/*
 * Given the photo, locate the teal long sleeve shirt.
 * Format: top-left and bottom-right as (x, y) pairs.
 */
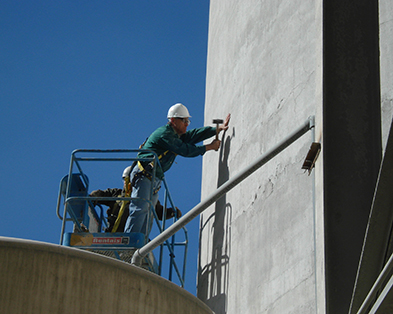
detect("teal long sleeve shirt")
(137, 124), (216, 179)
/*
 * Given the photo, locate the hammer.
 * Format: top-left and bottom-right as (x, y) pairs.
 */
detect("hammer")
(213, 119), (224, 140)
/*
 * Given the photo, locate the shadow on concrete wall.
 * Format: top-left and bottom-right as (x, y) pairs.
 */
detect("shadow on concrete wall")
(198, 130), (233, 314)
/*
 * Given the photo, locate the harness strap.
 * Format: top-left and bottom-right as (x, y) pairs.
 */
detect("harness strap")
(136, 149), (170, 180)
(111, 176), (131, 233)
(112, 149), (171, 232)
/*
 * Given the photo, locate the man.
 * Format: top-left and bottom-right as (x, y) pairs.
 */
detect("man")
(88, 165), (181, 233)
(89, 188), (181, 233)
(124, 103), (231, 237)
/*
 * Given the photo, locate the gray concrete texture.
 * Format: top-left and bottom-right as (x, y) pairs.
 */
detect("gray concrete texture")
(380, 0), (393, 147)
(347, 2), (393, 313)
(198, 0), (393, 313)
(323, 0), (382, 311)
(0, 237), (213, 314)
(199, 0), (319, 313)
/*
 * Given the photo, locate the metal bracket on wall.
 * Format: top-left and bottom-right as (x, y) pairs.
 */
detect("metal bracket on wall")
(302, 142), (321, 175)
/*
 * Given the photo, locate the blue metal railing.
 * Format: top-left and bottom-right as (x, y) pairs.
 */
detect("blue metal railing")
(56, 149), (188, 287)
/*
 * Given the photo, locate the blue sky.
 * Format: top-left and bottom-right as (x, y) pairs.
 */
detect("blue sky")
(0, 1), (210, 295)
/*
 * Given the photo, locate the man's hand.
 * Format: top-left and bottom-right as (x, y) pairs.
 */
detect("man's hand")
(206, 139), (221, 151)
(218, 113), (231, 133)
(206, 114), (230, 152)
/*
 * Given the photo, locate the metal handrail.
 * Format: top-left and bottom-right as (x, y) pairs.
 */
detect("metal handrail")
(56, 149), (188, 286)
(131, 116), (315, 266)
(355, 251), (393, 314)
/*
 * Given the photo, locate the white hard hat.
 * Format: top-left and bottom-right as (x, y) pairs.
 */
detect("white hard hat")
(167, 103), (191, 118)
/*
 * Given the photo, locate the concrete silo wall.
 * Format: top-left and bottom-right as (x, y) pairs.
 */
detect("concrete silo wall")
(380, 0), (393, 148)
(0, 237), (213, 314)
(199, 0), (393, 313)
(199, 1), (321, 313)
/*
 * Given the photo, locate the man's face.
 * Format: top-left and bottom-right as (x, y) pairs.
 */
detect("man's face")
(171, 117), (190, 135)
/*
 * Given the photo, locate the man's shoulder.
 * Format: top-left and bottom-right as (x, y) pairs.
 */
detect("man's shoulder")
(151, 124), (175, 139)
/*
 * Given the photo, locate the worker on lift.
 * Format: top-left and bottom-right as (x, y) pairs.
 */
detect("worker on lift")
(89, 165), (182, 232)
(124, 103), (231, 237)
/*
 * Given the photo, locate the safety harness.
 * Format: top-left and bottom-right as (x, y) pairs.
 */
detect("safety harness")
(111, 149), (174, 232)
(136, 150), (169, 179)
